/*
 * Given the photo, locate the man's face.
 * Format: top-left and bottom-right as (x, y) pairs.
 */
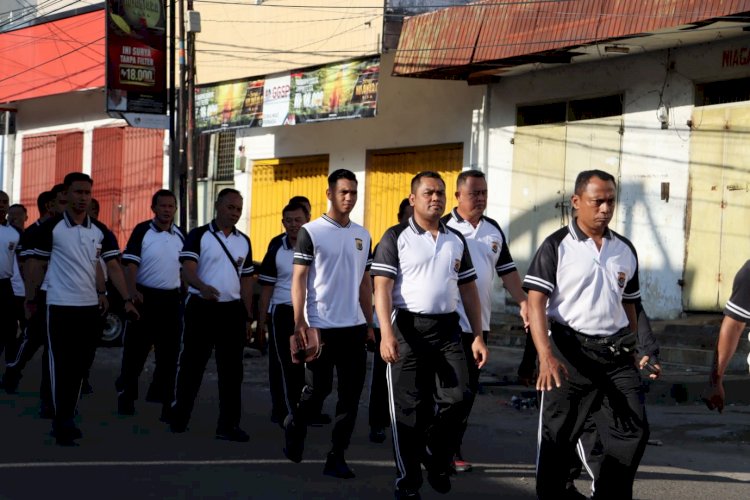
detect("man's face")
(67, 181), (92, 215)
(571, 176), (616, 233)
(327, 179), (358, 215)
(0, 192), (8, 219)
(456, 176), (488, 220)
(282, 208), (306, 240)
(152, 195), (177, 225)
(8, 206), (27, 230)
(215, 193), (243, 228)
(51, 191), (68, 216)
(410, 176), (446, 222)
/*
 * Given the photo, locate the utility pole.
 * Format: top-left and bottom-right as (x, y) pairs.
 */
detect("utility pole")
(177, 0), (187, 229)
(168, 0), (178, 220)
(186, 5), (200, 231)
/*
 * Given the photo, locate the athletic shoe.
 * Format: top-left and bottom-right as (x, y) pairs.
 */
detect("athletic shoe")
(323, 451), (355, 479)
(563, 484), (588, 499)
(394, 488), (422, 499)
(426, 469), (451, 494)
(369, 427), (387, 443)
(216, 426), (250, 442)
(452, 456), (473, 473)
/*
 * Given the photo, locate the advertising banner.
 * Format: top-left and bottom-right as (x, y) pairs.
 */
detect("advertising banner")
(105, 0), (168, 124)
(195, 56), (379, 133)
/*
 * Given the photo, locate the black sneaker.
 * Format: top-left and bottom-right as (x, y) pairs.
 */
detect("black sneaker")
(323, 451), (355, 479)
(117, 395), (135, 416)
(426, 470), (451, 494)
(309, 413), (332, 426)
(395, 489), (422, 499)
(369, 427), (387, 443)
(216, 426), (250, 442)
(283, 417), (305, 463)
(563, 483), (588, 500)
(51, 425), (82, 446)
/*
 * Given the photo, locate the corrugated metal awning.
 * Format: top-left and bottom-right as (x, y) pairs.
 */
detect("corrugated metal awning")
(0, 9), (105, 104)
(393, 0), (750, 80)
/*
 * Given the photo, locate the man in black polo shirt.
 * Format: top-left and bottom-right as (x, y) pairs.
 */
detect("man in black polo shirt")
(170, 188), (254, 442)
(373, 171), (488, 499)
(705, 260), (750, 413)
(284, 169), (374, 479)
(524, 169), (647, 500)
(24, 173), (137, 445)
(116, 189), (186, 419)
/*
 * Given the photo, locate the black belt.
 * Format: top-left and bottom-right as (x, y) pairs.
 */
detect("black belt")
(399, 309), (457, 321)
(551, 321), (635, 352)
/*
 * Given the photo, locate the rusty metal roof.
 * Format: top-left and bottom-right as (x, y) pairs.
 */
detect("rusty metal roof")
(393, 0), (750, 79)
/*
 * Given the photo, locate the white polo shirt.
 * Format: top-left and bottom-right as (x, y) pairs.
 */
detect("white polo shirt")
(293, 214), (371, 329)
(28, 211), (120, 307)
(443, 208), (517, 332)
(259, 233), (294, 307)
(122, 220), (186, 290)
(180, 220), (254, 302)
(523, 219), (640, 336)
(0, 222), (20, 280)
(372, 217), (477, 315)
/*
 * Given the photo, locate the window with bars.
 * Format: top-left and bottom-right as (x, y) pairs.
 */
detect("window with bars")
(215, 130), (236, 181)
(695, 77), (750, 106)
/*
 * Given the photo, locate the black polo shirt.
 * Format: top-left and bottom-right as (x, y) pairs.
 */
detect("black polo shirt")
(523, 218), (640, 336)
(372, 216), (476, 315)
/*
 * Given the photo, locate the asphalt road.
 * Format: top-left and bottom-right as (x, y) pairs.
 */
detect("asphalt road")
(0, 346), (747, 499)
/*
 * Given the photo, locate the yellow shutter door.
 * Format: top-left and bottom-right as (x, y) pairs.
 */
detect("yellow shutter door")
(365, 144), (462, 245)
(249, 155), (329, 261)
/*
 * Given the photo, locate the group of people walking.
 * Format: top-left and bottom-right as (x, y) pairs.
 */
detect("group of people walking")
(0, 166), (682, 500)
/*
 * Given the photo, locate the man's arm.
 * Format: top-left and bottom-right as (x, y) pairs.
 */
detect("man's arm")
(527, 290), (569, 391)
(705, 315), (746, 413)
(123, 262), (143, 304)
(182, 260), (220, 300)
(374, 276), (398, 364)
(240, 275), (254, 343)
(359, 271), (375, 343)
(501, 270), (529, 327)
(623, 302), (638, 334)
(106, 259), (139, 319)
(23, 257), (45, 319)
(458, 280), (489, 369)
(291, 264), (311, 344)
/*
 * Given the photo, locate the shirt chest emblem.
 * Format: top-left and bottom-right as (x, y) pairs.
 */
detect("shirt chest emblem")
(355, 238), (363, 251)
(453, 258), (461, 272)
(8, 241), (15, 251)
(617, 271), (626, 288)
(491, 241), (499, 254)
(236, 256), (244, 268)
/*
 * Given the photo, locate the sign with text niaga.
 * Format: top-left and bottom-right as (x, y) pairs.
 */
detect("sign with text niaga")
(105, 0), (168, 127)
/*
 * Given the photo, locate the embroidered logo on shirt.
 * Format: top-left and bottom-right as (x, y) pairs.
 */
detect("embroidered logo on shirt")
(454, 259), (461, 272)
(355, 238), (363, 251)
(617, 271), (626, 288)
(236, 256), (245, 268)
(8, 241), (15, 251)
(491, 241), (499, 254)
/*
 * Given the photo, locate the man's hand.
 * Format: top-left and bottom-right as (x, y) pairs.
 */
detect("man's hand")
(519, 300), (530, 329)
(704, 372), (726, 413)
(132, 290), (144, 305)
(366, 326), (375, 344)
(124, 301), (140, 321)
(199, 284), (220, 301)
(638, 355), (661, 380)
(98, 294), (109, 315)
(536, 353), (569, 391)
(472, 335), (489, 369)
(380, 331), (400, 364)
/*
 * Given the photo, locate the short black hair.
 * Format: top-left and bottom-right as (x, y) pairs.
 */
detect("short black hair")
(574, 169), (616, 196)
(397, 198), (411, 220)
(152, 189), (177, 207)
(456, 169), (485, 189)
(63, 172), (93, 189)
(410, 171), (444, 194)
(89, 198), (100, 209)
(327, 169), (357, 189)
(282, 202), (310, 219)
(289, 195), (311, 207)
(36, 191), (53, 214)
(9, 203), (26, 213)
(216, 188), (241, 203)
(50, 183), (66, 197)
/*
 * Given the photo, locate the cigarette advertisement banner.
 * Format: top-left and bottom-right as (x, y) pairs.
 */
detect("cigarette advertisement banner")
(195, 56), (379, 133)
(105, 0), (167, 119)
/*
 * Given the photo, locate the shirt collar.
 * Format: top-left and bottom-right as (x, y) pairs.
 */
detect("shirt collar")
(569, 217), (612, 241)
(63, 210), (91, 228)
(321, 213), (351, 229)
(210, 219), (237, 236)
(282, 234), (292, 250)
(409, 216), (447, 235)
(150, 219), (176, 234)
(450, 207), (484, 225)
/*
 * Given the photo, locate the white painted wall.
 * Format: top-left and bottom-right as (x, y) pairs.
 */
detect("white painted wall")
(488, 36), (750, 319)
(235, 52), (486, 232)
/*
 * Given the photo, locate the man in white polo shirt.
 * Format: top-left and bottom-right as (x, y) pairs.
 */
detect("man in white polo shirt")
(524, 169), (647, 500)
(284, 169), (374, 479)
(705, 260), (750, 413)
(0, 190), (21, 366)
(24, 172), (137, 446)
(373, 171), (488, 499)
(442, 169), (528, 473)
(170, 188), (254, 442)
(116, 189), (186, 419)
